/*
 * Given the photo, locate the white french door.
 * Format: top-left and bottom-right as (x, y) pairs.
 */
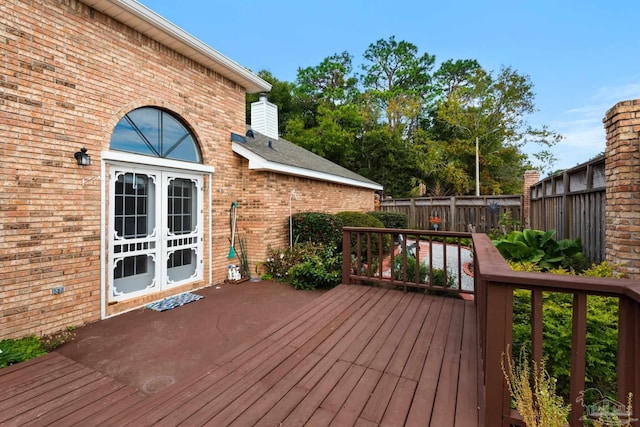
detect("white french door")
(108, 166), (203, 302)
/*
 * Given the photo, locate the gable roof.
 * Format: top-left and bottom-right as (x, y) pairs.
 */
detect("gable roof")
(232, 127), (383, 191)
(82, 0), (270, 93)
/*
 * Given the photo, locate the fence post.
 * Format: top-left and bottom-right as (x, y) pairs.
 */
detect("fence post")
(449, 196), (456, 231)
(562, 170), (570, 240)
(409, 198), (416, 229)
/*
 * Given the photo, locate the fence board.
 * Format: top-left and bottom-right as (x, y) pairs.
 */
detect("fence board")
(379, 196), (522, 234)
(530, 156), (605, 263)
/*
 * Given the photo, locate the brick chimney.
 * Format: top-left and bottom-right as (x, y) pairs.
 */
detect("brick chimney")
(251, 94), (278, 140)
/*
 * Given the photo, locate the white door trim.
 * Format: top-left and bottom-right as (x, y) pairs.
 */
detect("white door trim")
(100, 152), (213, 319)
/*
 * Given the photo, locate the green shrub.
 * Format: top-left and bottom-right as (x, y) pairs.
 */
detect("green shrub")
(393, 255), (428, 282)
(367, 211), (408, 229)
(261, 243), (319, 280)
(261, 243), (342, 290)
(336, 211), (391, 256)
(510, 261), (621, 399)
(427, 267), (456, 289)
(0, 335), (47, 368)
(288, 245), (342, 290)
(292, 212), (343, 249)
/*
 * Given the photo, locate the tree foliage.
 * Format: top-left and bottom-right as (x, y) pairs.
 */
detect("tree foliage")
(246, 36), (561, 197)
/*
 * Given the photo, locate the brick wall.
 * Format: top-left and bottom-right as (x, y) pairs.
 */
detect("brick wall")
(0, 0), (376, 338)
(235, 164), (376, 273)
(603, 99), (640, 279)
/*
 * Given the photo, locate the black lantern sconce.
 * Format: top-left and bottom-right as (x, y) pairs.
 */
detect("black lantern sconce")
(74, 147), (91, 166)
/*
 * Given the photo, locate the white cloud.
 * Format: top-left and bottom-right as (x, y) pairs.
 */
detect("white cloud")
(540, 82), (640, 171)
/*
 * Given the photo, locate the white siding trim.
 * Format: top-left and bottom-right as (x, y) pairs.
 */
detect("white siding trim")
(101, 151), (215, 173)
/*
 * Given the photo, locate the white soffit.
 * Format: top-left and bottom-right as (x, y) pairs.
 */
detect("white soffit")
(82, 0), (271, 94)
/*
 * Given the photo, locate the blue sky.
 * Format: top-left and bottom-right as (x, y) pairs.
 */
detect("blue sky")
(139, 0), (640, 173)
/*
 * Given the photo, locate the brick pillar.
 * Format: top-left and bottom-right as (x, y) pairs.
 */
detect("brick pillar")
(522, 170), (540, 229)
(603, 99), (640, 279)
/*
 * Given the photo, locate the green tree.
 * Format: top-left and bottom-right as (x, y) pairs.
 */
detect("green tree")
(295, 51), (359, 107)
(436, 66), (561, 195)
(361, 36), (436, 135)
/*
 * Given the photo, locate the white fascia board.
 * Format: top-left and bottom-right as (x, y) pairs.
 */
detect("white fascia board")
(232, 143), (383, 191)
(85, 0), (271, 93)
(102, 150), (215, 173)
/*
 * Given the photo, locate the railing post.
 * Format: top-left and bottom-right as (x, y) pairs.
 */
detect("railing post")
(342, 229), (351, 285)
(483, 280), (512, 427)
(617, 294), (640, 406)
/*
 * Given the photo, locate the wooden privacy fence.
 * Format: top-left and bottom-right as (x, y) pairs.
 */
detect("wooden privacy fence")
(530, 155), (605, 263)
(378, 196), (522, 233)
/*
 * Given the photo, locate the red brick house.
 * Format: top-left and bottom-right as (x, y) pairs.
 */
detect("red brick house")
(1, 0), (381, 338)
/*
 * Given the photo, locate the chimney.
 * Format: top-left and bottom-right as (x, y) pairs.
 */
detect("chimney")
(251, 94), (279, 140)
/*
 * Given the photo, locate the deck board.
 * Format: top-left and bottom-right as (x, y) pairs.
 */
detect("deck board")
(0, 284), (479, 426)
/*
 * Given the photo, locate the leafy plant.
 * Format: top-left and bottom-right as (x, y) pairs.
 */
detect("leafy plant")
(261, 243), (319, 280)
(0, 335), (47, 368)
(501, 345), (570, 427)
(287, 245), (342, 290)
(488, 210), (522, 239)
(292, 212), (343, 249)
(493, 229), (584, 271)
(393, 255), (428, 283)
(237, 236), (250, 278)
(427, 267), (456, 289)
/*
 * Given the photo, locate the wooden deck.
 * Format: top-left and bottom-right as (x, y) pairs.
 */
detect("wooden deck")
(1, 285), (479, 426)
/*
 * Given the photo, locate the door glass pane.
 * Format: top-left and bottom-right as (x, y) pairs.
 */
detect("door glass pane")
(113, 255), (156, 295)
(167, 249), (197, 283)
(114, 173), (155, 239)
(167, 178), (196, 236)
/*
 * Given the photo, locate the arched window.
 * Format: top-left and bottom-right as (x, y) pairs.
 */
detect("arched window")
(110, 107), (202, 163)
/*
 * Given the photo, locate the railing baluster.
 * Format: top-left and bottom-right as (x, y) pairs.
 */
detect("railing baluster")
(531, 289), (543, 367)
(569, 293), (587, 427)
(366, 232), (372, 278)
(377, 233), (383, 280)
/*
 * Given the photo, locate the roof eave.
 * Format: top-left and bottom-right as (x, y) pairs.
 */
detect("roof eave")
(232, 143), (383, 191)
(82, 0), (271, 93)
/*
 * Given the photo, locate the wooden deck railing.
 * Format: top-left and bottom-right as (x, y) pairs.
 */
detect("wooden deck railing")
(341, 227), (474, 297)
(341, 228), (640, 426)
(472, 233), (640, 427)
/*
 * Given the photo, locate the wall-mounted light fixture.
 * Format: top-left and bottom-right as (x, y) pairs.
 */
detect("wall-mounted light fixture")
(74, 147), (91, 166)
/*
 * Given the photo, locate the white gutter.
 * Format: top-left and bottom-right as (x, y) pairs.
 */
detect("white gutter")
(232, 143), (383, 191)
